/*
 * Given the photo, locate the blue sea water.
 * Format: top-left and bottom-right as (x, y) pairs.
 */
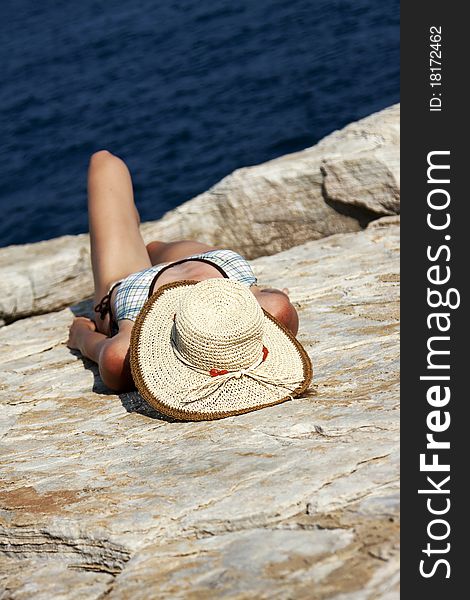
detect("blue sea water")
(0, 0), (399, 248)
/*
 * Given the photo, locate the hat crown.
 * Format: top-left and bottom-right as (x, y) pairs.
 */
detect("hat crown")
(173, 279), (264, 371)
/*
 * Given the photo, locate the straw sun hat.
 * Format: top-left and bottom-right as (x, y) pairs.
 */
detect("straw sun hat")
(130, 278), (313, 421)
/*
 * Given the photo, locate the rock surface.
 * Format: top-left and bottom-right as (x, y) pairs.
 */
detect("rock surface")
(0, 104), (399, 323)
(0, 222), (399, 599)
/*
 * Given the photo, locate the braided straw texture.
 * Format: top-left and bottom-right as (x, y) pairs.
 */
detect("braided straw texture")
(130, 279), (313, 421)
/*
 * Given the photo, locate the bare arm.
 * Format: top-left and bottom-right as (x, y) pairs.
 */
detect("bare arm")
(67, 317), (134, 391)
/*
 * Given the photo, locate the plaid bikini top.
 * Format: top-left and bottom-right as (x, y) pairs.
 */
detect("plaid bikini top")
(113, 249), (257, 323)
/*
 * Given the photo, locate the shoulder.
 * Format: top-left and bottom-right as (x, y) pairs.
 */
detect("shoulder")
(250, 287), (299, 336)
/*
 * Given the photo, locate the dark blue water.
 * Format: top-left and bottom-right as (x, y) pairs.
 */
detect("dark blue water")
(0, 0), (399, 248)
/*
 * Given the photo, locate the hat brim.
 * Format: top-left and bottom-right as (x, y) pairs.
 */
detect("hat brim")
(130, 280), (313, 421)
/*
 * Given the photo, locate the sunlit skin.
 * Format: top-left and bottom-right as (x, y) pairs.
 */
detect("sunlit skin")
(67, 151), (300, 392)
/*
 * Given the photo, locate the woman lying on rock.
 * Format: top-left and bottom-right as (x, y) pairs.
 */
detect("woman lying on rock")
(67, 151), (312, 420)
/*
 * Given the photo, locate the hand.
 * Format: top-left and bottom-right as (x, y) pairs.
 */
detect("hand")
(67, 317), (97, 351)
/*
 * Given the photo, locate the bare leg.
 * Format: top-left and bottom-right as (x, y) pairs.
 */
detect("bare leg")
(88, 150), (151, 333)
(146, 240), (218, 266)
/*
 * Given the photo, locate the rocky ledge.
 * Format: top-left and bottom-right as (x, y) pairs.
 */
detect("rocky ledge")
(0, 106), (399, 599)
(0, 104), (399, 324)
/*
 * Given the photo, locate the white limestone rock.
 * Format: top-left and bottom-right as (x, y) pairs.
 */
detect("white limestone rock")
(0, 225), (399, 598)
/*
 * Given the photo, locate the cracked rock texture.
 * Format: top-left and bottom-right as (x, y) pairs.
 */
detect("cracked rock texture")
(0, 219), (399, 598)
(0, 104), (399, 323)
